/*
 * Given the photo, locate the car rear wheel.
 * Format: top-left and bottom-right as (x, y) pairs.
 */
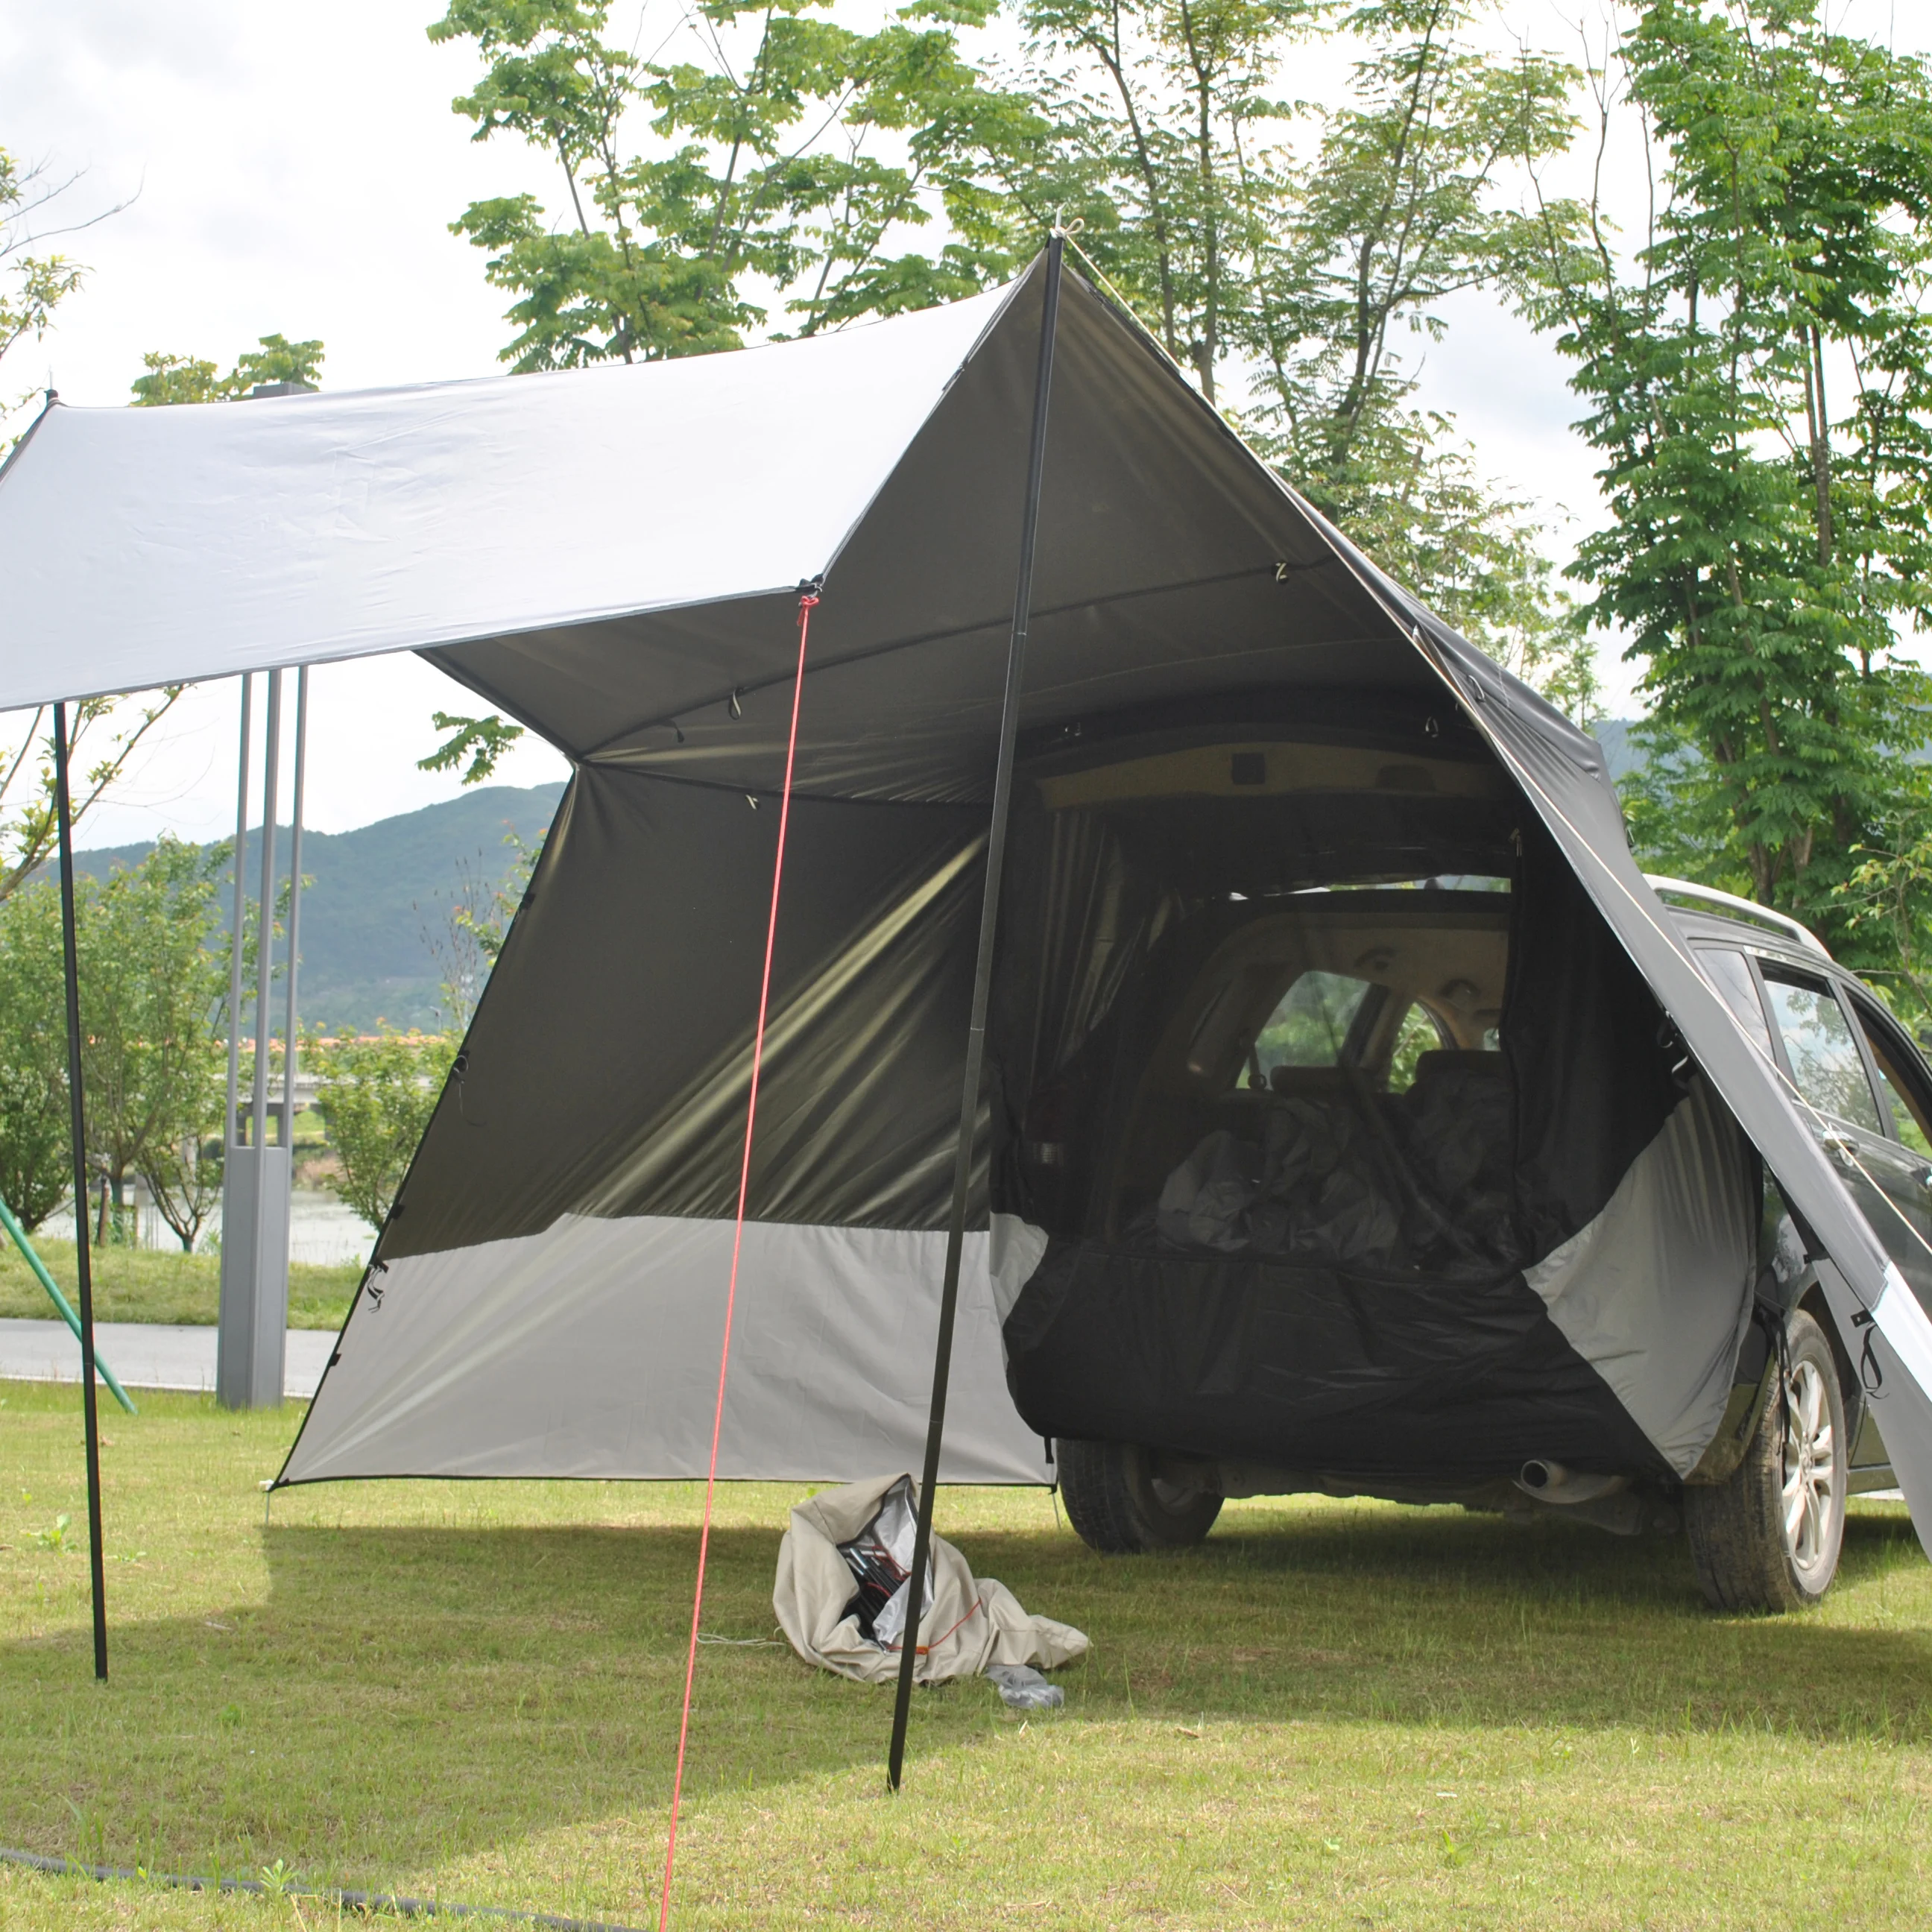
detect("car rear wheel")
(1057, 1439), (1223, 1553)
(1685, 1310), (1846, 1611)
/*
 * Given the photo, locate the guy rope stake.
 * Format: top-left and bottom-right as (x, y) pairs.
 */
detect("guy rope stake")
(657, 579), (821, 1931)
(887, 233), (1065, 1793)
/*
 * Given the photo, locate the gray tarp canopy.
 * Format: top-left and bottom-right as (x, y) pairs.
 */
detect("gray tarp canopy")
(6, 254), (1932, 1547)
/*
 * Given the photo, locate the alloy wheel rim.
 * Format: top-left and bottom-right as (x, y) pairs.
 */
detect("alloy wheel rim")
(1781, 1356), (1838, 1579)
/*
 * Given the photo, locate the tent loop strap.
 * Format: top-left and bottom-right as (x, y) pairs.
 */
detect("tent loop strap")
(1852, 1308), (1887, 1398)
(657, 581), (819, 1932)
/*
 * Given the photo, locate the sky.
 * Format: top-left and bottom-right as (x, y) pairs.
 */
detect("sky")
(2, 0), (1925, 848)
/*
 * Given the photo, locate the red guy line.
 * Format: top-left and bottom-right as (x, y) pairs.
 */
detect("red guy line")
(658, 586), (818, 1931)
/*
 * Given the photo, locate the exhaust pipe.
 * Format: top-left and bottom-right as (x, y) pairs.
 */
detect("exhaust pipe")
(1516, 1459), (1626, 1506)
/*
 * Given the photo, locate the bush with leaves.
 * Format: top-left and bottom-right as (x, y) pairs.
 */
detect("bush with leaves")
(0, 840), (230, 1243)
(0, 878), (69, 1229)
(311, 1029), (456, 1234)
(79, 838), (230, 1248)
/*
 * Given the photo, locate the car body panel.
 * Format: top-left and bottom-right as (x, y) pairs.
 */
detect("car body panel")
(1667, 902), (1932, 1494)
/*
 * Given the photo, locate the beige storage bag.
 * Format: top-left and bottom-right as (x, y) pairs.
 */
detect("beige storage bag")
(774, 1474), (1088, 1685)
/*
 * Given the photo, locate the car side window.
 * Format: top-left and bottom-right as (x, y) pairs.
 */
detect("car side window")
(1760, 970), (1884, 1134)
(1855, 1008), (1932, 1160)
(1698, 946), (1774, 1058)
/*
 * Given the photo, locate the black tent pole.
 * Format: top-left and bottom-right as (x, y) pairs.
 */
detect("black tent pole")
(888, 233), (1064, 1792)
(53, 702), (109, 1682)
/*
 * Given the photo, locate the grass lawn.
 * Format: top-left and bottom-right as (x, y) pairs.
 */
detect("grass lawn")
(0, 1240), (360, 1331)
(3, 1380), (1931, 1930)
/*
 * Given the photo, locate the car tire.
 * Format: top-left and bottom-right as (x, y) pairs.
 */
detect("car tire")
(1685, 1310), (1846, 1611)
(1057, 1439), (1223, 1553)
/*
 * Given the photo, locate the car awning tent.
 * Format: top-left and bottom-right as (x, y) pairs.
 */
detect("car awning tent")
(7, 253), (1932, 1556)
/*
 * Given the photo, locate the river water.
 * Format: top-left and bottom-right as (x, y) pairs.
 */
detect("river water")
(38, 1188), (373, 1268)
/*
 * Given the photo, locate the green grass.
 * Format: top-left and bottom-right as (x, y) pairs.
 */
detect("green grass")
(2, 1379), (1931, 1929)
(0, 1240), (359, 1331)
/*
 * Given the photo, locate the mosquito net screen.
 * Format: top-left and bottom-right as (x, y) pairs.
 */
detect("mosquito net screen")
(989, 698), (1747, 1485)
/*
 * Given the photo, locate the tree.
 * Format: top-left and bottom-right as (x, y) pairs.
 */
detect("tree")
(0, 699), (188, 906)
(428, 0), (1034, 370)
(1518, 0), (1932, 945)
(989, 0), (1598, 713)
(1, 149), (83, 386)
(1833, 792), (1932, 1026)
(419, 710), (525, 788)
(420, 824), (546, 1032)
(77, 839), (230, 1248)
(1, 142), (130, 401)
(0, 842), (230, 1245)
(130, 334), (325, 405)
(312, 1029), (457, 1232)
(0, 878), (69, 1229)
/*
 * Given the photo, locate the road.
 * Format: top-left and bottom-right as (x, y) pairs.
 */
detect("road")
(0, 1320), (333, 1399)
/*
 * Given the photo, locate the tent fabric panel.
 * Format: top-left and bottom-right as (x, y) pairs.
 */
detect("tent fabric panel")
(1857, 1263), (1932, 1536)
(564, 590), (1427, 802)
(1000, 1240), (1667, 1480)
(1524, 1080), (1756, 1475)
(280, 1213), (1051, 1486)
(0, 285), (1014, 712)
(429, 267), (1423, 792)
(1504, 811), (1685, 1259)
(384, 765), (991, 1261)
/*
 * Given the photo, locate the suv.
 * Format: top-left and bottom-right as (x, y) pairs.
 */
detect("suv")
(1052, 876), (1925, 1612)
(1644, 877), (1923, 1608)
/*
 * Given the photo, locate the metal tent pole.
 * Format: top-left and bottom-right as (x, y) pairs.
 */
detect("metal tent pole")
(0, 1194), (135, 1413)
(52, 702), (109, 1681)
(224, 677), (252, 1151)
(250, 669), (281, 1162)
(887, 235), (1064, 1791)
(280, 667), (307, 1149)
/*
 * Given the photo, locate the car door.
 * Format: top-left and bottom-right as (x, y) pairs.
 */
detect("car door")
(1843, 991), (1932, 1310)
(1758, 965), (1931, 1303)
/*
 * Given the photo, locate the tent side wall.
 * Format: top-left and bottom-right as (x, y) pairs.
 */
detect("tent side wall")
(280, 762), (1055, 1486)
(383, 765), (994, 1262)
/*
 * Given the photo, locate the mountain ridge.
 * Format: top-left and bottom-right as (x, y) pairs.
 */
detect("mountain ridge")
(69, 781), (566, 1032)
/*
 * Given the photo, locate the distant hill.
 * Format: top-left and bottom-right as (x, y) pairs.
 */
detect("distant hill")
(69, 783), (566, 1033)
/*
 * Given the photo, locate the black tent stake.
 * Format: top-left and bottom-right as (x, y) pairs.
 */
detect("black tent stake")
(887, 236), (1064, 1790)
(54, 704), (109, 1682)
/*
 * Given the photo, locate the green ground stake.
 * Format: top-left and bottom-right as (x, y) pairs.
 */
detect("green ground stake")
(0, 1194), (136, 1414)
